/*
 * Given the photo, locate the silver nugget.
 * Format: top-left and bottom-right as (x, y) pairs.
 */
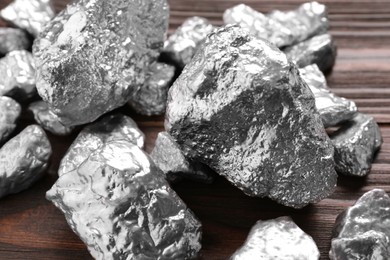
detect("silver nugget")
(0, 28), (31, 55)
(0, 96), (21, 144)
(0, 50), (36, 101)
(33, 0), (169, 126)
(28, 100), (75, 136)
(0, 0), (55, 37)
(299, 64), (357, 127)
(330, 113), (382, 177)
(163, 16), (214, 68)
(285, 34), (337, 72)
(47, 123), (202, 259)
(165, 25), (337, 208)
(0, 125), (52, 198)
(330, 189), (390, 259)
(224, 2), (328, 48)
(59, 114), (144, 177)
(129, 62), (175, 116)
(151, 131), (213, 183)
(231, 217), (320, 260)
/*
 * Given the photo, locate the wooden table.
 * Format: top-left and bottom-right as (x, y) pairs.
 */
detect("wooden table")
(1, 0), (390, 259)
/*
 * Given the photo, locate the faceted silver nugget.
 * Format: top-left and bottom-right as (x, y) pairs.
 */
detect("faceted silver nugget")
(165, 25), (337, 208)
(28, 100), (75, 136)
(58, 114), (144, 177)
(330, 113), (382, 177)
(223, 2), (328, 48)
(0, 125), (52, 198)
(285, 34), (337, 72)
(0, 96), (21, 144)
(33, 0), (169, 126)
(299, 64), (357, 127)
(129, 62), (175, 116)
(151, 131), (214, 183)
(47, 120), (202, 259)
(330, 189), (390, 259)
(0, 0), (55, 37)
(0, 28), (31, 55)
(163, 16), (214, 68)
(0, 50), (36, 100)
(231, 217), (320, 260)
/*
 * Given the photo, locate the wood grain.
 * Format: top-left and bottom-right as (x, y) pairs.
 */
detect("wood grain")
(0, 0), (390, 259)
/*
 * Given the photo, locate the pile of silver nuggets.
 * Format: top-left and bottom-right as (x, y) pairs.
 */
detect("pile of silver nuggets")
(0, 0), (385, 259)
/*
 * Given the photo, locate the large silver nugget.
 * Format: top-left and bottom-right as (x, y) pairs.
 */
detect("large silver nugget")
(28, 100), (75, 136)
(129, 62), (175, 116)
(0, 28), (31, 55)
(330, 189), (390, 259)
(0, 96), (21, 144)
(285, 34), (337, 72)
(59, 114), (144, 177)
(33, 0), (169, 126)
(330, 113), (382, 177)
(0, 0), (55, 37)
(0, 125), (52, 198)
(268, 1), (328, 45)
(231, 216), (320, 260)
(165, 25), (337, 208)
(47, 136), (202, 259)
(0, 50), (36, 100)
(223, 2), (328, 48)
(163, 16), (214, 68)
(299, 64), (357, 127)
(151, 131), (214, 183)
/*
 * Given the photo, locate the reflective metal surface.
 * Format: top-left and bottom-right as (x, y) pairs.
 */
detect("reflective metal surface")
(33, 0), (169, 126)
(0, 96), (21, 144)
(330, 113), (382, 176)
(129, 62), (175, 116)
(0, 125), (51, 198)
(0, 28), (31, 55)
(231, 217), (320, 260)
(299, 64), (357, 127)
(28, 100), (75, 136)
(163, 16), (214, 68)
(330, 189), (390, 259)
(0, 0), (55, 37)
(47, 121), (202, 259)
(165, 25), (336, 208)
(0, 50), (36, 101)
(59, 114), (144, 177)
(224, 2), (328, 48)
(285, 34), (337, 72)
(151, 131), (214, 183)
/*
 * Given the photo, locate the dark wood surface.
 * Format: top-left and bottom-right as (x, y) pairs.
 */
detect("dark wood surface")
(1, 0), (390, 259)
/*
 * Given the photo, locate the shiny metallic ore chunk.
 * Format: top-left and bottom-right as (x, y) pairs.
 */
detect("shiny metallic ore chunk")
(151, 131), (214, 183)
(47, 130), (202, 259)
(0, 125), (52, 198)
(165, 25), (337, 208)
(330, 113), (382, 177)
(0, 28), (31, 55)
(0, 50), (36, 100)
(223, 2), (328, 48)
(129, 62), (175, 116)
(33, 0), (169, 126)
(231, 217), (320, 260)
(0, 0), (55, 37)
(299, 64), (357, 127)
(330, 189), (390, 259)
(58, 114), (144, 177)
(0, 96), (21, 144)
(28, 100), (75, 136)
(163, 16), (214, 68)
(285, 34), (337, 73)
